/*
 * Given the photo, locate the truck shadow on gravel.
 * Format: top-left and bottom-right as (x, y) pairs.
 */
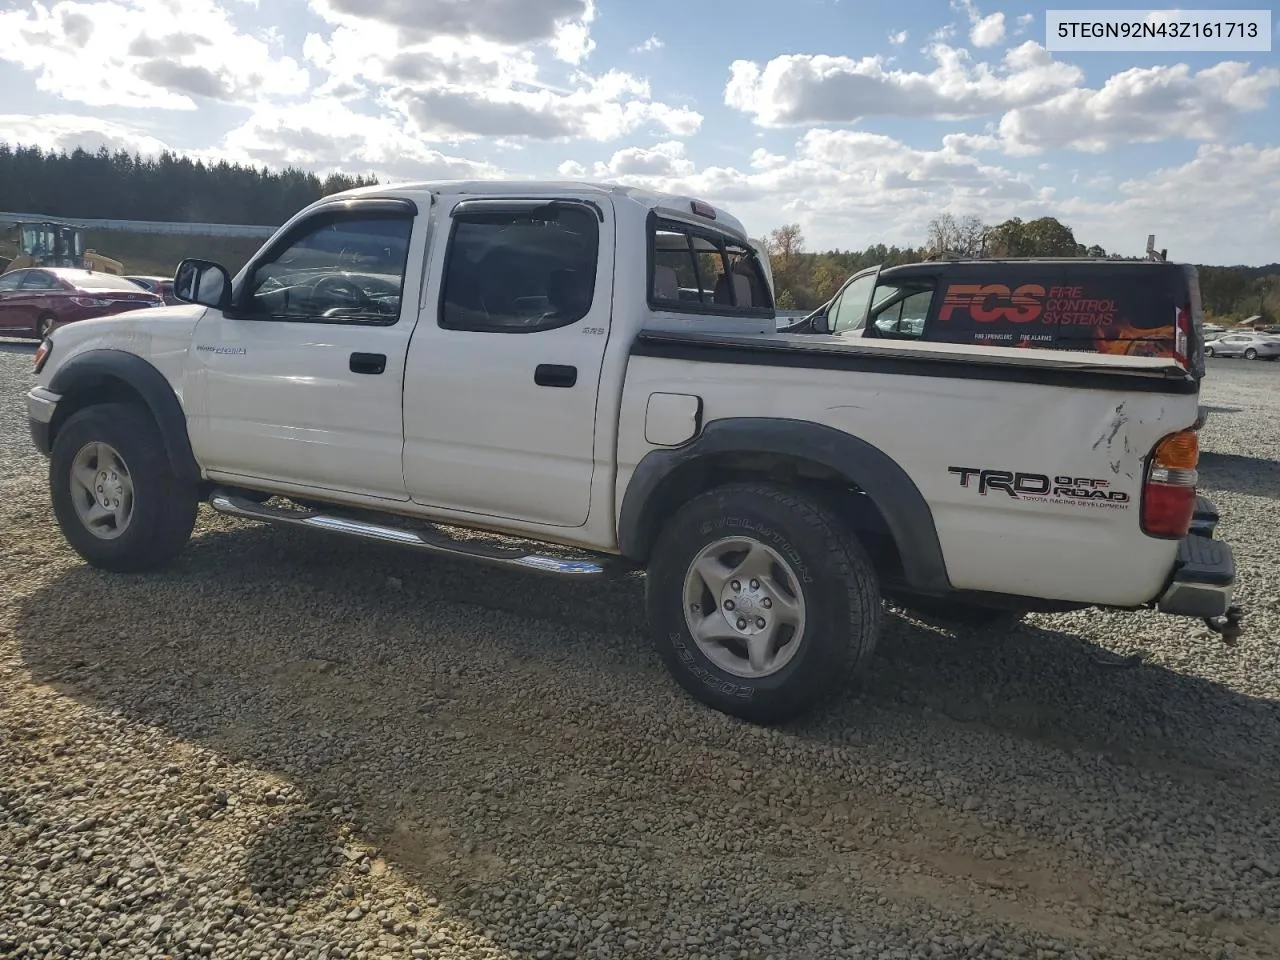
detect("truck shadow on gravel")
(1198, 451), (1280, 500)
(13, 519), (1280, 954)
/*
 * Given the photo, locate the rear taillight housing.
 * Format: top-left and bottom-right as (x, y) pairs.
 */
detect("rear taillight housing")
(1172, 305), (1191, 369)
(1141, 428), (1198, 538)
(70, 296), (110, 308)
(33, 338), (51, 374)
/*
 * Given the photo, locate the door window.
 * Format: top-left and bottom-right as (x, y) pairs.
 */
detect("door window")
(440, 203), (600, 333)
(240, 214), (414, 325)
(19, 271), (59, 290)
(828, 272), (878, 334)
(870, 287), (933, 339)
(0, 272), (22, 292)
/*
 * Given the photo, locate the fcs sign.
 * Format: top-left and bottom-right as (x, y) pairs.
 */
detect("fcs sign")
(939, 283), (1046, 324)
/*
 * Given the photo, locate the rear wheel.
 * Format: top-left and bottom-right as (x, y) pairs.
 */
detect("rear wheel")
(1204, 345), (1215, 357)
(646, 482), (882, 724)
(50, 403), (198, 572)
(36, 314), (54, 339)
(1245, 348), (1258, 360)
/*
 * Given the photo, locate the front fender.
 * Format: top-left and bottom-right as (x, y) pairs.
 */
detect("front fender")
(47, 349), (200, 485)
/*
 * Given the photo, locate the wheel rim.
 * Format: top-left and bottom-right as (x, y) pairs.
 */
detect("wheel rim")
(69, 441), (135, 540)
(37, 317), (51, 337)
(1246, 349), (1257, 359)
(682, 536), (808, 679)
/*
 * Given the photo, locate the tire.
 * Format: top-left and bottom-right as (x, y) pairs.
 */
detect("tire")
(1245, 348), (1258, 360)
(36, 314), (54, 339)
(1204, 346), (1214, 357)
(646, 482), (882, 724)
(49, 402), (198, 573)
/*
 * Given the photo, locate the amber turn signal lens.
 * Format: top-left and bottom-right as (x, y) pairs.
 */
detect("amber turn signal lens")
(33, 339), (51, 374)
(1153, 430), (1198, 470)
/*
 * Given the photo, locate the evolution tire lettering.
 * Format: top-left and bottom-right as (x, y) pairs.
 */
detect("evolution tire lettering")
(948, 466), (1130, 507)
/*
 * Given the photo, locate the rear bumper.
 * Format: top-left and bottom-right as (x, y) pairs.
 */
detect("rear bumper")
(26, 386), (59, 456)
(1155, 496), (1236, 621)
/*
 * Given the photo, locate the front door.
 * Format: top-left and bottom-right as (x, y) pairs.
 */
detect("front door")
(401, 197), (613, 528)
(186, 199), (425, 501)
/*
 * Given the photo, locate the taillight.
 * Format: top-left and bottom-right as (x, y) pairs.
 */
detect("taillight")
(1141, 428), (1199, 538)
(33, 338), (51, 374)
(1173, 305), (1191, 369)
(70, 296), (109, 307)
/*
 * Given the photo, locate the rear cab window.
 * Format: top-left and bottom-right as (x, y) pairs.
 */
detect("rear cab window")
(648, 214), (774, 319)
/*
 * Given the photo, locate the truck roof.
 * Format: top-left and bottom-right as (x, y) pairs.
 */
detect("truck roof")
(322, 179), (754, 243)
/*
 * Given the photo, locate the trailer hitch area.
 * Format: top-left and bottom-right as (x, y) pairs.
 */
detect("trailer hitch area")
(1203, 603), (1244, 646)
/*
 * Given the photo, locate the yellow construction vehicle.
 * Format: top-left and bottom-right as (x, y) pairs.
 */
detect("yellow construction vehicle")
(0, 217), (124, 275)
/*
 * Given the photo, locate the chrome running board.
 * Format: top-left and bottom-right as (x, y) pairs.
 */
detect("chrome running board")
(208, 490), (615, 578)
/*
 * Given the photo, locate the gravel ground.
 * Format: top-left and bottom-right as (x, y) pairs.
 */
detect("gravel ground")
(2, 339), (1278, 960)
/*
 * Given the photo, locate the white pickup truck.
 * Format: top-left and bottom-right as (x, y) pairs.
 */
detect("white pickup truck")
(25, 180), (1243, 724)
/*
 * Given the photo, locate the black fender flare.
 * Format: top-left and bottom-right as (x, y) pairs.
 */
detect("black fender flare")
(617, 417), (952, 594)
(48, 349), (201, 485)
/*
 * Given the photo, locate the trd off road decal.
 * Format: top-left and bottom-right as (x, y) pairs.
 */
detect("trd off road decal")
(934, 281), (1176, 358)
(948, 466), (1131, 511)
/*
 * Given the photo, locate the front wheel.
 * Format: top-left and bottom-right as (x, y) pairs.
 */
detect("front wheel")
(1245, 348), (1258, 360)
(1204, 346), (1215, 357)
(50, 403), (198, 572)
(646, 482), (882, 724)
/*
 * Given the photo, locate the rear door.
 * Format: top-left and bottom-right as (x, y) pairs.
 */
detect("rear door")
(401, 196), (614, 527)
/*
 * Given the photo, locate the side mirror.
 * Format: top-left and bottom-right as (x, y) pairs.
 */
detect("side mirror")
(174, 258), (232, 310)
(811, 304), (832, 335)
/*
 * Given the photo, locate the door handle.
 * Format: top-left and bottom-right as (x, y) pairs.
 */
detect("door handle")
(535, 364), (577, 388)
(350, 352), (386, 375)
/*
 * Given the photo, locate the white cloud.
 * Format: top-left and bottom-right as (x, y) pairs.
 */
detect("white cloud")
(563, 128), (1045, 249)
(996, 60), (1280, 154)
(583, 140), (695, 178)
(309, 0), (589, 47)
(1015, 13), (1034, 33)
(633, 34), (664, 53)
(953, 0), (1006, 48)
(218, 99), (503, 180)
(1057, 144), (1280, 262)
(302, 4), (699, 143)
(390, 69), (702, 142)
(549, 0), (596, 64)
(0, 0), (310, 109)
(888, 30), (908, 46)
(724, 42), (1082, 125)
(969, 12), (1006, 48)
(0, 113), (173, 156)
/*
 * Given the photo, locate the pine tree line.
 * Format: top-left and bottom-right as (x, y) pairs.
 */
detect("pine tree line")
(0, 143), (378, 226)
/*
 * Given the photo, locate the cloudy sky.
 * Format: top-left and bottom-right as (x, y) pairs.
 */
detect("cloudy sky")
(0, 0), (1277, 264)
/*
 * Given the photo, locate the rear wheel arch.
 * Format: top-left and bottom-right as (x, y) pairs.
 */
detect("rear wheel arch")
(47, 350), (200, 486)
(618, 418), (952, 594)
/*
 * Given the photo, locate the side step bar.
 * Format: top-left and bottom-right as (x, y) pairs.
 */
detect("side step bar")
(208, 490), (619, 579)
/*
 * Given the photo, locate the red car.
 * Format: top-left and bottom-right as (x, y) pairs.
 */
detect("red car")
(125, 274), (180, 305)
(0, 267), (164, 340)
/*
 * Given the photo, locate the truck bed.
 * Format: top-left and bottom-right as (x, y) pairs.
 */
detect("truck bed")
(632, 328), (1198, 393)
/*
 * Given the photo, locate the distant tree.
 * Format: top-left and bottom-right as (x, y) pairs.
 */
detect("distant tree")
(987, 216), (1079, 257)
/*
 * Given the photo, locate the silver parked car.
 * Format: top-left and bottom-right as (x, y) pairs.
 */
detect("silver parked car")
(1204, 332), (1280, 360)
